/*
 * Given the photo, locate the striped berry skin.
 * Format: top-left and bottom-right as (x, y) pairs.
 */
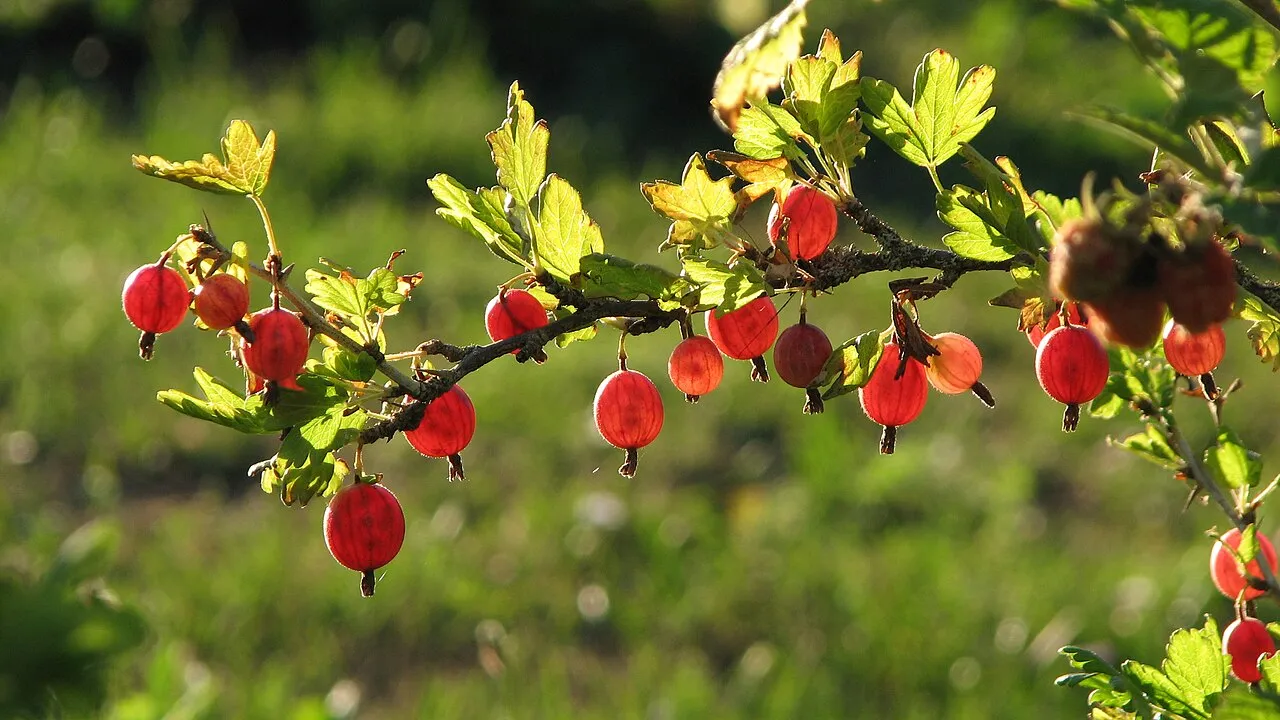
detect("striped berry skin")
(594, 370), (664, 478)
(773, 321), (833, 389)
(485, 289), (549, 349)
(705, 296), (780, 361)
(1026, 303), (1086, 348)
(122, 263), (190, 333)
(1210, 527), (1278, 601)
(404, 385), (476, 481)
(1223, 617), (1276, 684)
(925, 332), (983, 395)
(324, 482), (406, 597)
(767, 184), (838, 260)
(242, 308), (310, 382)
(193, 274), (250, 330)
(1035, 325), (1109, 432)
(1162, 320), (1226, 377)
(667, 336), (724, 402)
(859, 344), (928, 454)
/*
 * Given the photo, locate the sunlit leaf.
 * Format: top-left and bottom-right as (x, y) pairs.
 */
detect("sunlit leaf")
(641, 154), (738, 251)
(822, 330), (886, 400)
(711, 0), (809, 133)
(486, 81), (550, 210)
(132, 119), (275, 196)
(535, 174), (604, 282)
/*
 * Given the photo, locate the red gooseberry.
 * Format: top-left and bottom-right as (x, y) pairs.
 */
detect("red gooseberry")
(1035, 325), (1109, 432)
(925, 332), (983, 395)
(485, 288), (550, 362)
(773, 320), (833, 389)
(1162, 320), (1226, 377)
(594, 369), (664, 478)
(1083, 286), (1166, 349)
(404, 385), (476, 481)
(667, 335), (724, 402)
(766, 184), (839, 261)
(323, 481), (406, 597)
(1159, 240), (1236, 334)
(705, 296), (779, 382)
(1223, 617), (1277, 684)
(193, 273), (250, 331)
(1210, 527), (1278, 602)
(859, 343), (928, 454)
(1026, 302), (1086, 348)
(122, 260), (191, 359)
(242, 307), (310, 384)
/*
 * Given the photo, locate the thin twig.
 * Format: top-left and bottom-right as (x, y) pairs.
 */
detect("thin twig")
(1238, 0), (1280, 34)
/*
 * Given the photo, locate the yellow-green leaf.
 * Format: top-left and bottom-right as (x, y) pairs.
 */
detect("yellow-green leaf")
(535, 174), (604, 282)
(132, 119), (276, 196)
(641, 154), (738, 251)
(711, 0), (809, 133)
(486, 81), (550, 211)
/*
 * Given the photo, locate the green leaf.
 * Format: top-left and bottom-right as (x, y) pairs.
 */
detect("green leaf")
(782, 55), (836, 136)
(131, 119), (275, 196)
(1204, 427), (1263, 489)
(486, 81), (549, 211)
(427, 174), (530, 268)
(261, 449), (350, 508)
(579, 253), (693, 304)
(681, 258), (768, 313)
(1032, 190), (1084, 243)
(710, 0), (809, 133)
(534, 174), (604, 282)
(309, 346), (377, 384)
(734, 102), (809, 161)
(937, 185), (1019, 261)
(1120, 618), (1226, 720)
(157, 368), (269, 434)
(1110, 425), (1181, 470)
(1239, 524), (1260, 566)
(861, 49), (996, 170)
(821, 330), (886, 400)
(641, 154), (739, 251)
(553, 319), (598, 348)
(303, 266), (405, 343)
(1215, 681), (1280, 719)
(1241, 294), (1280, 370)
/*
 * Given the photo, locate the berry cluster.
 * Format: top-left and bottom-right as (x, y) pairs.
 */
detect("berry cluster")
(1211, 528), (1279, 683)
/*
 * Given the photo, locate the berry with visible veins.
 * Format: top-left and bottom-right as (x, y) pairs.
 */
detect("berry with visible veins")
(773, 320), (833, 389)
(1026, 303), (1087, 348)
(324, 481), (406, 597)
(925, 332), (985, 396)
(1210, 527), (1278, 601)
(242, 307), (310, 383)
(485, 288), (550, 362)
(705, 296), (780, 382)
(767, 184), (839, 261)
(193, 273), (250, 331)
(667, 335), (724, 402)
(859, 344), (928, 454)
(1035, 325), (1109, 432)
(122, 260), (191, 359)
(1223, 617), (1276, 684)
(404, 385), (476, 481)
(1163, 320), (1226, 377)
(594, 369), (664, 478)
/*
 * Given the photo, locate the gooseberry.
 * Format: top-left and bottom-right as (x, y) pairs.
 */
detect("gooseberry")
(1083, 287), (1166, 349)
(705, 296), (779, 382)
(404, 385), (476, 481)
(323, 481), (406, 597)
(1162, 320), (1226, 377)
(193, 273), (250, 331)
(1035, 325), (1109, 432)
(485, 288), (550, 362)
(122, 259), (191, 360)
(1223, 617), (1276, 684)
(859, 343), (928, 454)
(1159, 240), (1236, 334)
(1026, 303), (1086, 348)
(925, 332), (983, 395)
(242, 307), (310, 383)
(1210, 527), (1278, 601)
(594, 369), (664, 478)
(667, 335), (724, 402)
(773, 319), (833, 389)
(766, 184), (838, 261)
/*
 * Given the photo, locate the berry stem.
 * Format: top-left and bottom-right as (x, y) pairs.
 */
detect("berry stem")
(619, 448), (639, 478)
(1200, 372), (1219, 401)
(750, 356), (769, 383)
(880, 425), (897, 455)
(970, 381), (996, 408)
(684, 393), (699, 404)
(803, 387), (824, 415)
(447, 453), (465, 482)
(360, 569), (376, 597)
(1062, 403), (1080, 432)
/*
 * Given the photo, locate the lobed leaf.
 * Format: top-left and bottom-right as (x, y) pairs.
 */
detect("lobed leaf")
(486, 81), (549, 210)
(535, 174), (604, 282)
(1203, 427), (1263, 489)
(710, 0), (809, 133)
(1109, 425), (1181, 470)
(641, 154), (738, 251)
(579, 253), (693, 304)
(1241, 295), (1280, 370)
(681, 257), (768, 313)
(428, 174), (530, 268)
(131, 119), (275, 196)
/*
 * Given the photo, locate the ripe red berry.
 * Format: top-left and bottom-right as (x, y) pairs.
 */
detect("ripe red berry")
(767, 184), (839, 260)
(1048, 217), (1136, 303)
(667, 335), (724, 402)
(925, 332), (983, 395)
(1159, 240), (1236, 334)
(122, 261), (191, 359)
(404, 385), (476, 481)
(705, 296), (780, 382)
(193, 273), (250, 330)
(1035, 325), (1109, 432)
(1026, 303), (1086, 348)
(1083, 287), (1166, 349)
(1223, 617), (1277, 684)
(859, 344), (928, 454)
(773, 320), (833, 389)
(242, 307), (310, 383)
(594, 369), (664, 478)
(485, 288), (549, 361)
(1210, 527), (1278, 601)
(323, 482), (406, 597)
(1163, 320), (1226, 377)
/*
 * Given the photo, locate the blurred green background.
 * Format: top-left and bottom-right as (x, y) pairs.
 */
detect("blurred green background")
(3, 0), (1279, 717)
